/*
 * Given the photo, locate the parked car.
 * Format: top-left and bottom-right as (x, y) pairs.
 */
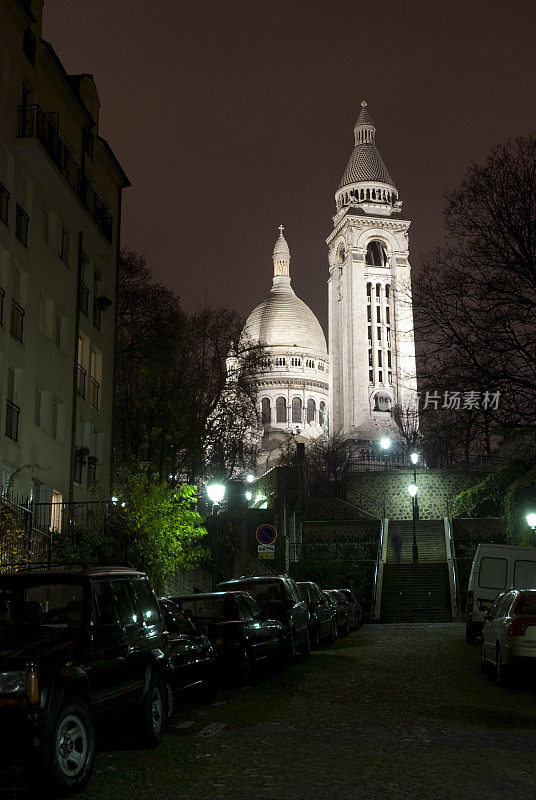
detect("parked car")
(167, 591), (283, 682)
(339, 588), (364, 630)
(324, 589), (350, 636)
(158, 598), (217, 702)
(481, 588), (536, 686)
(216, 575), (310, 661)
(466, 543), (536, 644)
(0, 565), (170, 798)
(297, 581), (336, 647)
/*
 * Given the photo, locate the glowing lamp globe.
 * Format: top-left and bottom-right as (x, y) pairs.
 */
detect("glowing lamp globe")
(410, 453), (419, 465)
(380, 437), (391, 451)
(408, 484), (418, 498)
(526, 513), (536, 529)
(207, 483), (225, 505)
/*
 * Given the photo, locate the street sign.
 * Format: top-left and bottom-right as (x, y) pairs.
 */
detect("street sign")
(258, 544), (275, 553)
(258, 550), (275, 559)
(255, 524), (277, 545)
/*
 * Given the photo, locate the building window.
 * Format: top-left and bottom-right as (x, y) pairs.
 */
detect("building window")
(386, 307), (390, 324)
(5, 399), (20, 440)
(366, 240), (388, 267)
(306, 398), (316, 424)
(368, 349), (373, 367)
(15, 204), (28, 246)
(60, 225), (70, 265)
(367, 326), (372, 342)
(369, 369), (374, 383)
(0, 181), (9, 226)
(77, 364), (86, 398)
(291, 397), (302, 424)
(274, 357), (286, 367)
(377, 326), (381, 341)
(385, 284), (390, 299)
(376, 283), (381, 300)
(378, 351), (382, 368)
(291, 357), (301, 367)
(388, 371), (393, 384)
(366, 282), (372, 301)
(276, 396), (286, 423)
(319, 401), (327, 427)
(376, 306), (381, 323)
(89, 377), (100, 411)
(387, 350), (392, 368)
(306, 359), (315, 369)
(367, 306), (371, 322)
(87, 456), (97, 486)
(318, 361), (325, 371)
(73, 448), (85, 484)
(10, 300), (24, 342)
(78, 281), (89, 315)
(34, 386), (43, 428)
(261, 397), (271, 424)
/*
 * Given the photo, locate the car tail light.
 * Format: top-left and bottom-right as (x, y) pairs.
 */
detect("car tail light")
(508, 617), (536, 636)
(467, 591), (474, 613)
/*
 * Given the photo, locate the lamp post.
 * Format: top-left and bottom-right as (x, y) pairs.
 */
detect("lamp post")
(380, 437), (391, 469)
(207, 483), (225, 586)
(410, 452), (420, 521)
(408, 483), (418, 564)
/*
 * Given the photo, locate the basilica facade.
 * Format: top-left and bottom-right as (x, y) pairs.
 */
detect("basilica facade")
(235, 103), (418, 470)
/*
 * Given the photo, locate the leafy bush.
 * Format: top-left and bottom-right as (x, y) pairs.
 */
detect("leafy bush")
(451, 460), (532, 518)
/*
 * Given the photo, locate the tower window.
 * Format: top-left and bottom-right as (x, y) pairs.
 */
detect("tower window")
(276, 396), (286, 423)
(261, 397), (271, 424)
(368, 349), (373, 367)
(387, 350), (392, 368)
(369, 369), (373, 383)
(367, 306), (371, 322)
(376, 306), (381, 323)
(366, 283), (372, 300)
(385, 284), (390, 299)
(306, 398), (316, 423)
(319, 401), (326, 426)
(386, 307), (390, 324)
(291, 357), (301, 367)
(275, 357), (286, 366)
(366, 241), (388, 267)
(377, 351), (382, 367)
(377, 326), (381, 341)
(368, 326), (372, 341)
(291, 397), (302, 424)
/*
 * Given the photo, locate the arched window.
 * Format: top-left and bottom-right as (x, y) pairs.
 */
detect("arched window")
(319, 401), (327, 426)
(373, 392), (392, 412)
(366, 240), (388, 266)
(261, 398), (271, 425)
(291, 397), (302, 424)
(306, 398), (316, 424)
(276, 396), (286, 423)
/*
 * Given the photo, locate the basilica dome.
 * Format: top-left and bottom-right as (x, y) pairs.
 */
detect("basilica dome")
(242, 230), (327, 356)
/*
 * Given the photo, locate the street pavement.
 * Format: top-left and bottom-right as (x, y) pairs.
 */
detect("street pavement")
(51, 624), (536, 798)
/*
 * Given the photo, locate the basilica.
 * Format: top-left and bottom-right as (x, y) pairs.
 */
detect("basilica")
(235, 102), (418, 471)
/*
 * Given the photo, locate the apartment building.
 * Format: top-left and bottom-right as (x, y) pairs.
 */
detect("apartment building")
(0, 0), (129, 511)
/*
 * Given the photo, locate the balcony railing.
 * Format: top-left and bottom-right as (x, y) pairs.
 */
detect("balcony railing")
(76, 364), (87, 398)
(15, 204), (29, 246)
(78, 282), (89, 316)
(17, 105), (113, 243)
(5, 399), (20, 441)
(0, 181), (9, 226)
(10, 300), (24, 343)
(89, 377), (100, 411)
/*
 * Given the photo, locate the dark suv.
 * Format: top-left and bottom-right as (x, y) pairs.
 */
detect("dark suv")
(0, 565), (170, 797)
(216, 575), (310, 661)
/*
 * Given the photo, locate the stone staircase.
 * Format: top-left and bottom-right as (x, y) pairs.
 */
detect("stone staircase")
(387, 520), (446, 563)
(380, 520), (452, 623)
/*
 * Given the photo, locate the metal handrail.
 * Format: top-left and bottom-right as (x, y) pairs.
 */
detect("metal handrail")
(445, 499), (458, 609)
(371, 501), (386, 619)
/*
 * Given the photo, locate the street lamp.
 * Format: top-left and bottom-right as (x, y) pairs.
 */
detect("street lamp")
(207, 482), (225, 514)
(408, 483), (418, 564)
(380, 437), (391, 470)
(526, 513), (536, 535)
(246, 474), (255, 484)
(409, 452), (420, 521)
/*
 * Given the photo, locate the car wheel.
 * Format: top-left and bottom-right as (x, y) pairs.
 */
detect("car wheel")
(327, 620), (337, 643)
(32, 697), (95, 798)
(287, 630), (298, 664)
(237, 646), (252, 685)
(133, 674), (166, 748)
(465, 624), (477, 645)
(495, 646), (510, 688)
(301, 629), (311, 658)
(480, 642), (488, 674)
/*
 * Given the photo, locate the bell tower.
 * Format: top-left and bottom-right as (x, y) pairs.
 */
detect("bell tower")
(327, 102), (417, 443)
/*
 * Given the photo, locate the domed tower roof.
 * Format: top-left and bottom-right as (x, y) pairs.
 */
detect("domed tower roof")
(242, 227), (327, 356)
(338, 101), (396, 190)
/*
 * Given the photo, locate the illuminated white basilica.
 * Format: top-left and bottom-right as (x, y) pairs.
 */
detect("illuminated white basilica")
(236, 102), (418, 469)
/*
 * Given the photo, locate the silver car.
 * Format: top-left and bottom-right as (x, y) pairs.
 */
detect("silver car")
(481, 589), (536, 686)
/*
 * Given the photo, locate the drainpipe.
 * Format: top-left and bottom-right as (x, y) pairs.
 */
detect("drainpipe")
(68, 230), (84, 501)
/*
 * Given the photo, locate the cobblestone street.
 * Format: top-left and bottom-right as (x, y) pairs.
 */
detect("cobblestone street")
(73, 623), (536, 800)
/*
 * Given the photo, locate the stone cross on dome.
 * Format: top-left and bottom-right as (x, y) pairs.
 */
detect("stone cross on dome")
(279, 224), (284, 236)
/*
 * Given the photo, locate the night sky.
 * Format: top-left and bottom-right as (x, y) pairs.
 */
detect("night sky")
(43, 0), (536, 332)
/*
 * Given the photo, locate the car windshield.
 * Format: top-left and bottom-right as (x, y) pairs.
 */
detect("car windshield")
(180, 597), (227, 622)
(228, 582), (282, 608)
(0, 581), (84, 628)
(513, 595), (536, 615)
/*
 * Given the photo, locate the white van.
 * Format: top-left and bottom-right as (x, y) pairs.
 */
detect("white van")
(465, 543), (536, 643)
